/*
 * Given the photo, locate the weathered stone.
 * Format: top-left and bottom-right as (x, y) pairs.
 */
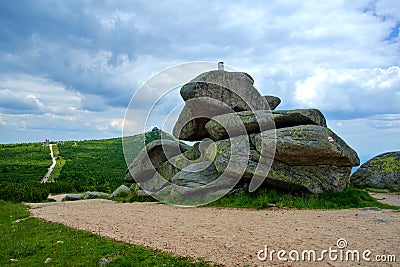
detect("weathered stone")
(125, 139), (191, 183)
(62, 194), (84, 201)
(171, 161), (220, 187)
(252, 125), (360, 166)
(83, 191), (110, 199)
(208, 134), (353, 193)
(180, 70), (265, 110)
(205, 135), (274, 185)
(205, 110), (275, 141)
(173, 71), (269, 141)
(140, 172), (170, 193)
(263, 160), (352, 193)
(273, 109), (327, 128)
(264, 95), (281, 110)
(158, 140), (209, 181)
(110, 185), (131, 198)
(204, 109), (326, 141)
(351, 152), (400, 189)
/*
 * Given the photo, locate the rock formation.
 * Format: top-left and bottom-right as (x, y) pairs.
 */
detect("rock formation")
(351, 152), (400, 189)
(125, 68), (360, 196)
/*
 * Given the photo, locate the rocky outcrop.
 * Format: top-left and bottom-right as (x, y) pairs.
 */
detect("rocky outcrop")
(126, 68), (360, 196)
(351, 152), (400, 189)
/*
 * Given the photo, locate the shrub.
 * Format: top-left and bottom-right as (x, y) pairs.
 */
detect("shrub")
(0, 182), (49, 202)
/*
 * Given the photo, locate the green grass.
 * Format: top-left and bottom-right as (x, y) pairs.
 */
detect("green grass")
(205, 187), (399, 210)
(0, 201), (211, 266)
(50, 156), (66, 181)
(0, 143), (51, 183)
(56, 138), (127, 193)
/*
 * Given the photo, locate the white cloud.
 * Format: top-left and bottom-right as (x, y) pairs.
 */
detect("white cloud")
(0, 0), (399, 160)
(294, 67), (400, 116)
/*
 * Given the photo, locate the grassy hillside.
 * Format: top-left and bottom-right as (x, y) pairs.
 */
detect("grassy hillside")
(0, 130), (178, 196)
(57, 130), (177, 193)
(57, 138), (127, 192)
(0, 143), (51, 184)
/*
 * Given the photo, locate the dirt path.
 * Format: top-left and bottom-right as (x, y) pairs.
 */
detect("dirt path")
(41, 144), (56, 183)
(29, 200), (399, 266)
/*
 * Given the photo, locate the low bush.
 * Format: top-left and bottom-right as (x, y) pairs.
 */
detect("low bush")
(0, 182), (49, 202)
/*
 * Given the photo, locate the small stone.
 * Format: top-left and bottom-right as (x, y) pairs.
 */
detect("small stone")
(323, 233), (332, 237)
(224, 242), (234, 249)
(372, 218), (391, 223)
(360, 207), (381, 211)
(98, 258), (110, 267)
(45, 258), (52, 264)
(355, 213), (366, 217)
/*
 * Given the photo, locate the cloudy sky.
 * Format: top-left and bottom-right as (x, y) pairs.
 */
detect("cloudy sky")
(0, 0), (399, 164)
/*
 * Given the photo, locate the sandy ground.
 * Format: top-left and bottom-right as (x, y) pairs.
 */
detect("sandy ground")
(369, 192), (400, 206)
(28, 198), (399, 267)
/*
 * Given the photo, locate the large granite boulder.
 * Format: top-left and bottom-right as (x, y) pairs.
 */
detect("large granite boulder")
(125, 139), (190, 183)
(204, 108), (326, 141)
(173, 70), (269, 141)
(206, 127), (358, 193)
(351, 152), (400, 189)
(273, 109), (327, 128)
(251, 125), (360, 166)
(171, 161), (220, 187)
(265, 161), (352, 193)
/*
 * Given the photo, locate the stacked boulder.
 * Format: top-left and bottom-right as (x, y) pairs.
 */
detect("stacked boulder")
(125, 70), (360, 195)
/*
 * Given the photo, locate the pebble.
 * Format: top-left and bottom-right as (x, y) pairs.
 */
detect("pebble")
(372, 218), (391, 223)
(360, 207), (381, 211)
(224, 242), (234, 249)
(98, 258), (110, 267)
(355, 213), (366, 217)
(45, 258), (52, 264)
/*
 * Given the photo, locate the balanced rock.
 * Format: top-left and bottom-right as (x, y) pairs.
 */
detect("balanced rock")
(173, 70), (269, 141)
(125, 139), (190, 183)
(351, 152), (400, 189)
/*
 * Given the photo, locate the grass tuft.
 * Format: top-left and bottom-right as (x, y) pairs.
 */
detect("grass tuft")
(206, 187), (399, 210)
